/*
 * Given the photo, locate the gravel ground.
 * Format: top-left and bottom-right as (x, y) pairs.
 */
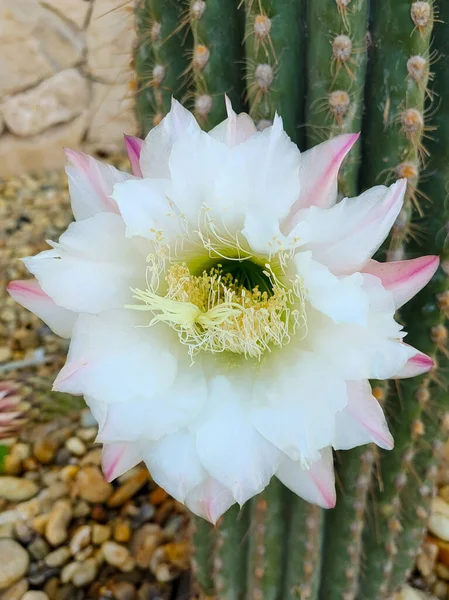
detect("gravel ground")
(0, 165), (446, 600)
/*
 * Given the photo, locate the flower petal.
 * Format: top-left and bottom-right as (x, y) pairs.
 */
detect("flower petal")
(276, 448), (336, 508)
(142, 430), (207, 502)
(7, 279), (77, 338)
(303, 179), (406, 275)
(208, 95), (257, 148)
(362, 256), (439, 309)
(283, 133), (359, 231)
(101, 442), (142, 482)
(251, 351), (347, 464)
(53, 312), (177, 405)
(295, 251), (369, 326)
(393, 348), (434, 378)
(140, 98), (199, 179)
(124, 135), (143, 177)
(185, 477), (235, 524)
(333, 381), (393, 450)
(112, 178), (181, 242)
(23, 213), (143, 314)
(195, 375), (281, 506)
(65, 149), (133, 221)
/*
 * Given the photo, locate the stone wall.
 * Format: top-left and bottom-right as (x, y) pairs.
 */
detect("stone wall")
(0, 0), (137, 176)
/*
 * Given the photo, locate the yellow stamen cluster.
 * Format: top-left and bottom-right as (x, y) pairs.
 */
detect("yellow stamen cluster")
(128, 262), (307, 361)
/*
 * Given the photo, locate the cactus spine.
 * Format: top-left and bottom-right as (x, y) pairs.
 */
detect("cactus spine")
(133, 1), (448, 598)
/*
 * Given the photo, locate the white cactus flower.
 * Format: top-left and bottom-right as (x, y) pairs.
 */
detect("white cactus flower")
(9, 98), (438, 523)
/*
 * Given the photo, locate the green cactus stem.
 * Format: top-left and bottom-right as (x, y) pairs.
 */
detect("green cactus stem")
(188, 0), (245, 128)
(306, 0), (369, 196)
(244, 0), (306, 145)
(191, 516), (216, 596)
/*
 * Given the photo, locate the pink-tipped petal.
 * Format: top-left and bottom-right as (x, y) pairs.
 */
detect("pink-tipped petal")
(302, 179), (407, 275)
(394, 348), (434, 378)
(185, 477), (235, 524)
(7, 279), (77, 338)
(276, 448), (336, 509)
(333, 381), (394, 451)
(101, 442), (142, 482)
(363, 256), (439, 308)
(283, 133), (360, 231)
(65, 149), (133, 220)
(124, 135), (143, 177)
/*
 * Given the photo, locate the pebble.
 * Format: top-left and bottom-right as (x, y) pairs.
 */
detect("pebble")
(102, 541), (130, 568)
(33, 438), (58, 464)
(150, 547), (175, 583)
(69, 525), (91, 555)
(80, 410), (97, 428)
(71, 557), (97, 587)
(0, 346), (11, 361)
(45, 500), (72, 546)
(65, 437), (86, 457)
(149, 487), (168, 505)
(92, 523), (111, 545)
(0, 476), (38, 501)
(60, 465), (78, 483)
(45, 546), (71, 568)
(79, 448), (102, 467)
(113, 519), (132, 543)
(60, 562), (80, 585)
(108, 581), (136, 600)
(77, 428), (97, 442)
(22, 592), (49, 600)
(131, 524), (162, 569)
(3, 453), (22, 475)
(32, 514), (49, 535)
(429, 497), (449, 541)
(72, 500), (90, 519)
(75, 545), (93, 561)
(436, 562), (449, 580)
(0, 539), (30, 589)
(28, 537), (51, 560)
(12, 443), (30, 460)
(108, 469), (149, 508)
(0, 578), (28, 600)
(75, 466), (113, 503)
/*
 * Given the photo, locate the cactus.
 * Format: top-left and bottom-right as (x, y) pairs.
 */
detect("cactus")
(133, 1), (448, 598)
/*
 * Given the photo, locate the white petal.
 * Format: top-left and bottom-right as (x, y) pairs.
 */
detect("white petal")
(333, 381), (393, 450)
(97, 359), (207, 442)
(142, 430), (207, 502)
(309, 274), (414, 379)
(251, 351), (347, 464)
(140, 98), (199, 179)
(362, 256), (439, 309)
(101, 442), (142, 482)
(295, 252), (369, 325)
(185, 477), (235, 524)
(168, 127), (228, 223)
(303, 179), (406, 275)
(23, 213), (143, 314)
(65, 149), (133, 221)
(195, 375), (282, 505)
(283, 133), (360, 231)
(7, 279), (77, 338)
(276, 448), (336, 508)
(208, 96), (257, 147)
(112, 178), (181, 242)
(53, 312), (177, 405)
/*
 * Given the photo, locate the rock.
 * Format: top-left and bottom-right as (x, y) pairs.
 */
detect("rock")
(60, 465), (79, 483)
(75, 466), (113, 503)
(71, 557), (97, 587)
(65, 436), (87, 457)
(108, 469), (149, 508)
(429, 497), (449, 541)
(28, 536), (51, 560)
(3, 453), (22, 475)
(0, 539), (30, 590)
(436, 562), (449, 580)
(0, 35), (52, 97)
(79, 448), (102, 467)
(45, 546), (71, 568)
(0, 578), (29, 600)
(396, 586), (431, 600)
(417, 540), (439, 578)
(11, 443), (30, 461)
(0, 476), (38, 501)
(87, 81), (137, 152)
(45, 500), (72, 546)
(39, 0), (90, 29)
(0, 112), (88, 177)
(86, 0), (135, 83)
(108, 581), (136, 600)
(149, 487), (168, 505)
(72, 500), (90, 519)
(2, 70), (89, 137)
(60, 561), (80, 585)
(22, 592), (49, 600)
(74, 545), (93, 562)
(77, 428), (97, 443)
(33, 514), (49, 535)
(101, 541), (130, 568)
(92, 524), (111, 545)
(150, 547), (178, 583)
(33, 438), (59, 464)
(164, 542), (190, 570)
(33, 7), (84, 70)
(130, 524), (162, 569)
(69, 525), (91, 555)
(113, 519), (131, 543)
